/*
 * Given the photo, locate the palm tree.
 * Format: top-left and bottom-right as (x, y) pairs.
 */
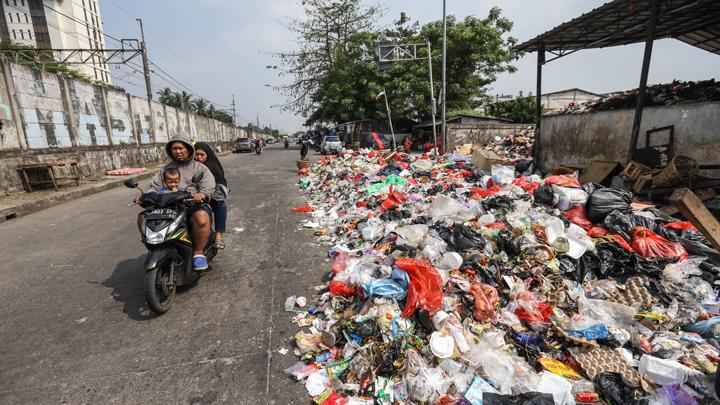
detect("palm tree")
(177, 91), (192, 111)
(207, 105), (217, 119)
(157, 87), (178, 107)
(192, 98), (209, 115)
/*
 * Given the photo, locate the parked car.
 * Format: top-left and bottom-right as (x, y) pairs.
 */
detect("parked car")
(233, 138), (253, 153)
(321, 135), (343, 155)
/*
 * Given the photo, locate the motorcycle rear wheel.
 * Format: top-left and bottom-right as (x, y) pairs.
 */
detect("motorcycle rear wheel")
(145, 262), (175, 314)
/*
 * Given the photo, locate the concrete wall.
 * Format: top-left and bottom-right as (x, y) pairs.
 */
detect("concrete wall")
(0, 59), (244, 193)
(448, 123), (534, 150)
(539, 102), (720, 172)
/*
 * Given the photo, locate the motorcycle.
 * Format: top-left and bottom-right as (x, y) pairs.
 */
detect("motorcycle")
(125, 172), (217, 314)
(284, 140), (289, 149)
(255, 144), (263, 155)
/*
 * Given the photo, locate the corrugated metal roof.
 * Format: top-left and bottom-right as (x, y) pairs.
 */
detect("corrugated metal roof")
(516, 0), (720, 56)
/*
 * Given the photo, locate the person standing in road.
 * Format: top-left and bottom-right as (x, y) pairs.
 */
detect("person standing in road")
(194, 142), (229, 250)
(403, 136), (413, 154)
(300, 135), (313, 161)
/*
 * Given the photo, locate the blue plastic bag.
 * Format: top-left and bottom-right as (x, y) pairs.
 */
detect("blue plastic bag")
(566, 323), (609, 340)
(362, 268), (409, 300)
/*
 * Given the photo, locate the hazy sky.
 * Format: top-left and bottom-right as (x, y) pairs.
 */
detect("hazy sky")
(101, 0), (720, 133)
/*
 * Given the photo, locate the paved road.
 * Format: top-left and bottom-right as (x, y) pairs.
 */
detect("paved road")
(0, 144), (325, 404)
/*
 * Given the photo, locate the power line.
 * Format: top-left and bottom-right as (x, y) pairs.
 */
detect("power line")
(42, 2), (123, 46)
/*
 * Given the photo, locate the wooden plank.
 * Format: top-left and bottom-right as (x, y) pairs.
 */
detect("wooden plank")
(670, 188), (720, 252)
(661, 189), (716, 215)
(580, 161), (620, 184)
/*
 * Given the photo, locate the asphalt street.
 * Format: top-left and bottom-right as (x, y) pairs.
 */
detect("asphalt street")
(0, 143), (326, 404)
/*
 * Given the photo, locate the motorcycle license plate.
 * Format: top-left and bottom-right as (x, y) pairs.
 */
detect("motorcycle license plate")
(145, 208), (177, 220)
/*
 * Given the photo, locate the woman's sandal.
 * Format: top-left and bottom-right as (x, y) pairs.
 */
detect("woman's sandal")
(215, 240), (226, 250)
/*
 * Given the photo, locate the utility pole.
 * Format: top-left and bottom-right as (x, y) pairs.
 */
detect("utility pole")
(231, 94), (237, 126)
(441, 0), (447, 154)
(136, 19), (152, 102)
(382, 87), (397, 151)
(427, 40), (437, 157)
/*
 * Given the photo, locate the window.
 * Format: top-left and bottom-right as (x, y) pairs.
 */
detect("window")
(13, 0), (17, 6)
(11, 30), (15, 39)
(19, 30), (23, 39)
(8, 13), (12, 23)
(27, 30), (31, 39)
(20, 0), (24, 6)
(24, 13), (28, 23)
(16, 13), (20, 23)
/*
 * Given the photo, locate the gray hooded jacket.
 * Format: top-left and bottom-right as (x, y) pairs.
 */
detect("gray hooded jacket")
(149, 133), (215, 199)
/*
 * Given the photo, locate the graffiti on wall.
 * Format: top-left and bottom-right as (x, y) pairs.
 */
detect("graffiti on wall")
(165, 106), (179, 135)
(69, 79), (110, 146)
(130, 96), (152, 144)
(106, 90), (134, 144)
(12, 64), (72, 148)
(151, 101), (168, 143)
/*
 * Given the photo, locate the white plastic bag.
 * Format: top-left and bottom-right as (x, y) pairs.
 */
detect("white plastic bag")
(491, 165), (515, 185)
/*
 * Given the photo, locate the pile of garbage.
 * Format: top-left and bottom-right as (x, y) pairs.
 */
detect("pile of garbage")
(479, 126), (534, 161)
(286, 149), (720, 404)
(554, 79), (720, 115)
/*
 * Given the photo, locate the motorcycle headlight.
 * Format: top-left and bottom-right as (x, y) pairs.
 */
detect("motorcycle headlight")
(144, 215), (184, 244)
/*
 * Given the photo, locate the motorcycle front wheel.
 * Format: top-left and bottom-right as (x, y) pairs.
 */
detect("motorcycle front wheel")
(145, 261), (175, 314)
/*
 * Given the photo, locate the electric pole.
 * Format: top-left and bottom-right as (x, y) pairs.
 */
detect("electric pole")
(231, 94), (237, 126)
(136, 18), (152, 102)
(441, 0), (447, 154)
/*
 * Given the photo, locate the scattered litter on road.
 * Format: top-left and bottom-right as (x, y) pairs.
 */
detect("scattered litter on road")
(232, 226), (245, 233)
(284, 148), (720, 403)
(278, 347), (289, 355)
(75, 317), (88, 323)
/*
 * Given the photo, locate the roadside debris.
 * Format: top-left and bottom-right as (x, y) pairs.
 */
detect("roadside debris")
(286, 148), (720, 404)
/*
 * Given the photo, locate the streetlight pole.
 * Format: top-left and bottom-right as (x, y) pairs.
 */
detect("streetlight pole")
(382, 87), (397, 151)
(136, 18), (152, 102)
(441, 0), (447, 154)
(427, 40), (437, 157)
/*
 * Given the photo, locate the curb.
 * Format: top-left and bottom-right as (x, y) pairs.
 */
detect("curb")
(0, 171), (156, 223)
(0, 150), (235, 223)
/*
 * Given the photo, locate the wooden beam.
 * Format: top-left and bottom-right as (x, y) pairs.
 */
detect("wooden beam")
(662, 189), (716, 215)
(670, 188), (720, 252)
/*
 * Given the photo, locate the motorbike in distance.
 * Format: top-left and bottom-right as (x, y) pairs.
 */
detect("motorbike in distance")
(125, 172), (217, 314)
(284, 139), (289, 149)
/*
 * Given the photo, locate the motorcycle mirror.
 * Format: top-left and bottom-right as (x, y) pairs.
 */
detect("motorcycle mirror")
(124, 179), (138, 189)
(191, 172), (204, 184)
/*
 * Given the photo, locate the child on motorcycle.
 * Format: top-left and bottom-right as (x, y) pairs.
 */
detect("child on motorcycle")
(159, 168), (182, 193)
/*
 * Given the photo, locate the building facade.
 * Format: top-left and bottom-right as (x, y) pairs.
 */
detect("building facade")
(0, 0), (110, 84)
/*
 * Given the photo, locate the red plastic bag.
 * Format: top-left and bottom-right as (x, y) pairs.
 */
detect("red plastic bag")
(587, 226), (609, 237)
(665, 222), (697, 231)
(297, 168), (310, 175)
(515, 301), (553, 323)
(291, 205), (313, 212)
(469, 283), (499, 321)
(513, 176), (540, 194)
(469, 185), (502, 199)
(631, 227), (688, 260)
(379, 186), (408, 211)
(564, 205), (593, 230)
(612, 233), (634, 252)
(329, 280), (355, 297)
(485, 222), (506, 229)
(331, 252), (349, 273)
(544, 175), (580, 188)
(395, 259), (443, 318)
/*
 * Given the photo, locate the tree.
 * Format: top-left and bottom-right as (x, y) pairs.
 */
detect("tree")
(158, 88), (179, 108)
(277, 6), (518, 126)
(486, 96), (536, 123)
(192, 98), (209, 116)
(275, 0), (381, 121)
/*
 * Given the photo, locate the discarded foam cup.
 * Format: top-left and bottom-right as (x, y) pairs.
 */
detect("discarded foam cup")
(429, 331), (454, 359)
(431, 310), (450, 331)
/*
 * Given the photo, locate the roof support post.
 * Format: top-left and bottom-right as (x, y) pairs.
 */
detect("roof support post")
(533, 45), (545, 167)
(628, 0), (660, 162)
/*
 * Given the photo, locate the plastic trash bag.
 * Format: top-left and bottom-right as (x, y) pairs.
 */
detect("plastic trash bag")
(394, 224), (429, 247)
(453, 224), (486, 251)
(544, 175), (581, 188)
(396, 259), (443, 318)
(291, 205), (314, 212)
(406, 367), (450, 403)
(594, 372), (639, 405)
(429, 195), (466, 219)
(631, 227), (688, 261)
(552, 185), (588, 205)
(491, 165), (515, 185)
(663, 257), (704, 281)
(658, 382), (699, 405)
(684, 317), (720, 338)
(469, 283), (500, 321)
(564, 205), (593, 230)
(483, 392), (554, 405)
(533, 185), (556, 206)
(329, 280), (355, 297)
(586, 188), (632, 223)
(362, 268), (409, 300)
(331, 252), (350, 273)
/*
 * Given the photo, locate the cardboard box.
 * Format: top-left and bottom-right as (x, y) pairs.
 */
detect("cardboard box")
(472, 149), (505, 171)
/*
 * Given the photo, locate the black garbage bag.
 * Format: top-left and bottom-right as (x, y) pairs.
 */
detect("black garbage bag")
(483, 195), (516, 210)
(604, 211), (677, 242)
(461, 260), (497, 286)
(434, 225), (455, 249)
(679, 229), (720, 266)
(484, 392), (554, 405)
(515, 159), (532, 173)
(594, 372), (647, 405)
(378, 163), (403, 176)
(533, 185), (555, 206)
(497, 229), (522, 257)
(586, 188), (633, 223)
(581, 182), (604, 194)
(453, 224), (486, 251)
